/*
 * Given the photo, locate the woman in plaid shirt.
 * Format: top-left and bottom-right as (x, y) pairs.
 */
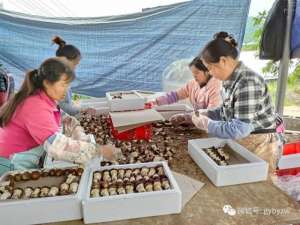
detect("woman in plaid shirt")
(191, 32), (283, 169)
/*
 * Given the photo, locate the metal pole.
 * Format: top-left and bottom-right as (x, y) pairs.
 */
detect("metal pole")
(275, 0), (294, 116)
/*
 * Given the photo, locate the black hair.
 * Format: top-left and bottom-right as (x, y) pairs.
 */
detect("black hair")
(52, 36), (81, 61)
(0, 58), (75, 127)
(189, 56), (208, 72)
(201, 31), (239, 63)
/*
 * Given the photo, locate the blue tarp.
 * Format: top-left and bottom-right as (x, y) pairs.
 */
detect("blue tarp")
(0, 0), (250, 97)
(292, 0), (300, 58)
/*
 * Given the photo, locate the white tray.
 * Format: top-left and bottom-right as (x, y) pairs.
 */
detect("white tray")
(106, 90), (145, 112)
(82, 161), (182, 224)
(0, 166), (89, 225)
(188, 138), (268, 186)
(79, 98), (110, 114)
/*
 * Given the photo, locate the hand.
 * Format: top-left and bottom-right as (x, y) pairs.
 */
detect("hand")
(71, 126), (90, 142)
(62, 115), (81, 136)
(99, 144), (123, 161)
(195, 108), (209, 117)
(191, 112), (210, 131)
(81, 108), (96, 115)
(169, 113), (192, 126)
(147, 100), (157, 107)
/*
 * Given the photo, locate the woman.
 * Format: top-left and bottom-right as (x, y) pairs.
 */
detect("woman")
(53, 36), (95, 116)
(155, 56), (221, 126)
(0, 58), (116, 175)
(191, 32), (283, 169)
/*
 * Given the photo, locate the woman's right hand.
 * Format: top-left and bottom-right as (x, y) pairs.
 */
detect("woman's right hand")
(98, 144), (122, 161)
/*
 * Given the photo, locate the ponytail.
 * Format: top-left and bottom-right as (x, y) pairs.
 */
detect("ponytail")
(52, 36), (81, 61)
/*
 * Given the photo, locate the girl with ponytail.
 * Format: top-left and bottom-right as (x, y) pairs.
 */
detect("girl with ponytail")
(0, 57), (117, 175)
(190, 31), (283, 170)
(52, 36), (95, 116)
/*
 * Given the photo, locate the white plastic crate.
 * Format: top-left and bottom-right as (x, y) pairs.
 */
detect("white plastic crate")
(79, 98), (110, 114)
(0, 166), (89, 225)
(188, 138), (268, 187)
(154, 103), (193, 120)
(106, 90), (145, 112)
(82, 161), (182, 224)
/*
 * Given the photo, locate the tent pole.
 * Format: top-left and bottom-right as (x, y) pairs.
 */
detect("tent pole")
(275, 0), (294, 116)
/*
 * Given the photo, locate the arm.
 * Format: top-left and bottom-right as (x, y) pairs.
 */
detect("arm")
(207, 119), (254, 139)
(202, 80), (262, 139)
(44, 133), (97, 164)
(59, 99), (80, 116)
(59, 88), (80, 116)
(155, 81), (192, 105)
(206, 79), (222, 109)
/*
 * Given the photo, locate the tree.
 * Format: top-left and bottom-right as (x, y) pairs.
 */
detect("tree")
(249, 10), (300, 82)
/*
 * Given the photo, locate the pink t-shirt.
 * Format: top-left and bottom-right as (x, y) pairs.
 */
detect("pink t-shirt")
(0, 90), (61, 158)
(176, 77), (222, 110)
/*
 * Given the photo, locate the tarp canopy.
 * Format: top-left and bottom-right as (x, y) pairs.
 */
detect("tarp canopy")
(0, 0), (250, 97)
(292, 0), (300, 58)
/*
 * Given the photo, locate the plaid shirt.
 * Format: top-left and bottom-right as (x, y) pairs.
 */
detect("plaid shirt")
(220, 62), (276, 130)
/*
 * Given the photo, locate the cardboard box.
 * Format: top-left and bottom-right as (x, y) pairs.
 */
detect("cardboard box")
(106, 90), (145, 112)
(188, 138), (268, 186)
(109, 109), (164, 132)
(0, 166), (88, 225)
(82, 161), (182, 223)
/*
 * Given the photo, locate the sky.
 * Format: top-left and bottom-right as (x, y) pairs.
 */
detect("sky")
(0, 0), (275, 18)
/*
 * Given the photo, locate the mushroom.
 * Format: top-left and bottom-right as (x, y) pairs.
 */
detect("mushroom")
(48, 186), (59, 197)
(0, 190), (11, 200)
(108, 185), (117, 196)
(125, 182), (134, 194)
(91, 188), (100, 198)
(69, 182), (79, 194)
(156, 166), (165, 176)
(153, 178), (162, 191)
(141, 167), (149, 176)
(40, 187), (50, 197)
(60, 183), (69, 195)
(31, 187), (41, 198)
(21, 172), (31, 181)
(145, 181), (153, 192)
(100, 188), (109, 197)
(24, 187), (34, 198)
(148, 168), (156, 177)
(135, 181), (146, 193)
(93, 172), (102, 183)
(161, 176), (170, 190)
(66, 174), (78, 184)
(11, 188), (23, 199)
(117, 185), (126, 195)
(117, 169), (125, 179)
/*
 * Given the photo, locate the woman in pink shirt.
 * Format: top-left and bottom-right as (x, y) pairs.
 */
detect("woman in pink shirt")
(0, 58), (115, 175)
(155, 57), (221, 125)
